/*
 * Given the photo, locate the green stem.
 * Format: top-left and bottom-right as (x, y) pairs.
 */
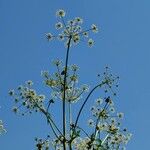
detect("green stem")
(76, 126), (90, 138)
(63, 36), (72, 150)
(94, 102), (108, 139)
(69, 102), (72, 134)
(35, 104), (63, 140)
(69, 142), (72, 150)
(101, 134), (109, 145)
(74, 83), (102, 129)
(69, 102), (73, 150)
(69, 83), (103, 143)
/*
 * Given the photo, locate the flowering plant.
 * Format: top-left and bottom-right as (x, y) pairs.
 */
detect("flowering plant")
(9, 9), (131, 150)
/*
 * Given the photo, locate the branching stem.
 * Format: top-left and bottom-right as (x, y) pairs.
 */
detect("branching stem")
(63, 35), (72, 150)
(74, 83), (103, 129)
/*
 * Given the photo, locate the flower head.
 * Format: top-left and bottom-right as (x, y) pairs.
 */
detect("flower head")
(46, 9), (99, 47)
(91, 24), (98, 33)
(95, 98), (103, 105)
(117, 112), (124, 119)
(46, 33), (53, 41)
(88, 39), (94, 47)
(88, 96), (132, 149)
(41, 61), (88, 103)
(35, 136), (50, 150)
(98, 66), (119, 96)
(56, 9), (66, 17)
(9, 81), (45, 115)
(9, 90), (15, 96)
(55, 22), (63, 30)
(75, 17), (83, 24)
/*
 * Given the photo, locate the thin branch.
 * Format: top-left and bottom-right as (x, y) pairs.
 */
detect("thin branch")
(76, 126), (90, 138)
(74, 83), (103, 129)
(35, 104), (63, 137)
(94, 102), (109, 139)
(101, 134), (110, 145)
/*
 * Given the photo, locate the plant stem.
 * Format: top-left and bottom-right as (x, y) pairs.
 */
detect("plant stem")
(76, 126), (90, 138)
(69, 142), (72, 150)
(101, 134), (109, 145)
(69, 102), (73, 150)
(35, 104), (63, 140)
(69, 102), (72, 135)
(94, 102), (108, 139)
(63, 36), (72, 150)
(69, 83), (103, 143)
(74, 83), (102, 129)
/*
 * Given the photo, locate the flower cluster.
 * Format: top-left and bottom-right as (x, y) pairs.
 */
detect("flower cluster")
(0, 120), (6, 134)
(41, 60), (89, 103)
(98, 66), (119, 96)
(35, 136), (50, 150)
(85, 97), (132, 149)
(51, 137), (64, 150)
(9, 80), (45, 115)
(46, 9), (98, 47)
(74, 137), (91, 150)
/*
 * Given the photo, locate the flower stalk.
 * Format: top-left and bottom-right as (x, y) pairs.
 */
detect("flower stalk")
(62, 35), (72, 150)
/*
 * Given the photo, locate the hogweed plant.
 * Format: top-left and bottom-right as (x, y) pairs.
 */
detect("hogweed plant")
(9, 9), (131, 150)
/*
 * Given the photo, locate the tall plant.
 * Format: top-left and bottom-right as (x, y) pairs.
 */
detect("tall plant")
(9, 9), (131, 150)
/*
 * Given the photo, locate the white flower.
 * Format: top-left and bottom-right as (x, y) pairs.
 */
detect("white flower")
(46, 9), (99, 47)
(9, 90), (15, 96)
(46, 33), (53, 41)
(41, 70), (49, 78)
(111, 118), (116, 123)
(83, 32), (88, 38)
(56, 9), (66, 17)
(88, 119), (94, 127)
(117, 112), (124, 119)
(26, 80), (33, 86)
(39, 95), (45, 100)
(98, 122), (107, 131)
(88, 38), (94, 47)
(109, 107), (115, 113)
(68, 20), (75, 25)
(58, 34), (64, 41)
(52, 59), (62, 66)
(91, 24), (98, 33)
(12, 106), (18, 113)
(75, 17), (83, 24)
(72, 34), (80, 44)
(55, 22), (63, 30)
(71, 64), (79, 71)
(82, 84), (89, 92)
(95, 98), (103, 105)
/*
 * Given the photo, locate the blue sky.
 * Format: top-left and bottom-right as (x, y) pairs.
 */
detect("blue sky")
(0, 0), (150, 149)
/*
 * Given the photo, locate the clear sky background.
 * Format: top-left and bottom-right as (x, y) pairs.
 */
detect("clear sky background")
(0, 0), (150, 149)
